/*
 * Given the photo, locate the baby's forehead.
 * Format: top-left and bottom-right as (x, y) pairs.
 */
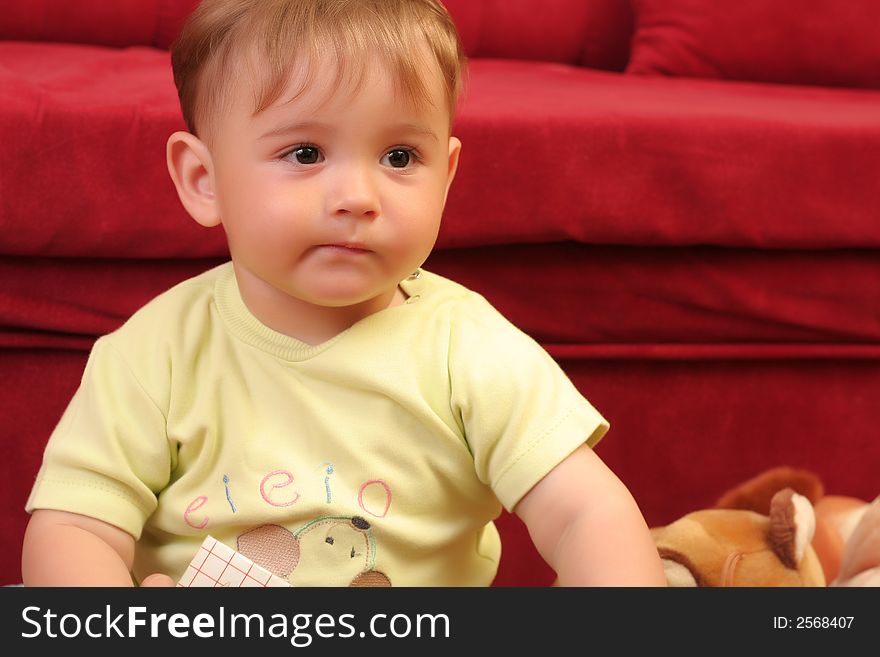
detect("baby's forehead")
(176, 0), (463, 144)
(236, 45), (448, 122)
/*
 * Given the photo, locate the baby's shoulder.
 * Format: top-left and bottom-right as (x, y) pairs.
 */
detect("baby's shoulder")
(417, 269), (485, 313)
(102, 263), (228, 352)
(417, 270), (531, 358)
(420, 271), (512, 329)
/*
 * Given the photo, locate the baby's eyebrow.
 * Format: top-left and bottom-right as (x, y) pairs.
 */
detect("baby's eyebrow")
(258, 120), (330, 140)
(258, 120), (438, 142)
(387, 123), (440, 143)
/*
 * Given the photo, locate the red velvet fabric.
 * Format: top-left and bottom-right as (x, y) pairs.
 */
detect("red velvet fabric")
(0, 0), (633, 68)
(0, 42), (217, 259)
(1, 350), (89, 587)
(3, 46), (879, 259)
(442, 0), (633, 70)
(450, 62), (880, 250)
(628, 0), (880, 89)
(0, 0), (199, 49)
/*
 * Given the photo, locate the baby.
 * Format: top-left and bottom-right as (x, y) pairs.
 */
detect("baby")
(22, 0), (665, 587)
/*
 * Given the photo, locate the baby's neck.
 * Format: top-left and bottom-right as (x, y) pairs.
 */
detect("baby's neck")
(231, 264), (406, 346)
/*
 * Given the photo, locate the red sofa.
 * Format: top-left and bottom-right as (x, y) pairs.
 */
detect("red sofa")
(2, 0), (879, 586)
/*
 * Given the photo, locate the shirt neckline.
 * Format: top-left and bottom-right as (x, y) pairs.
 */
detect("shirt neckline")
(214, 263), (424, 362)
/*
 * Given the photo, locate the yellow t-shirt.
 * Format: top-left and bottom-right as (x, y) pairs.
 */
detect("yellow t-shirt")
(26, 263), (608, 586)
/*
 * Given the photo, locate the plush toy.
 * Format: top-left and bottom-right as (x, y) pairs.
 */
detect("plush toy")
(713, 466), (880, 587)
(652, 487), (826, 586)
(831, 496), (880, 586)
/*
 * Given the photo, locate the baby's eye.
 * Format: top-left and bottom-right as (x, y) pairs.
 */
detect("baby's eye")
(382, 148), (415, 169)
(286, 145), (323, 165)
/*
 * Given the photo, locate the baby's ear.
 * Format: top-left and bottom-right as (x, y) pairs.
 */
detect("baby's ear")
(443, 136), (462, 201)
(166, 131), (221, 227)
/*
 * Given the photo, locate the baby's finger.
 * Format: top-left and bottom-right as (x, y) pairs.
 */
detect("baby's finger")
(140, 573), (175, 587)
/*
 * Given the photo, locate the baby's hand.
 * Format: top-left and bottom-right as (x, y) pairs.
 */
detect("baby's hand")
(140, 573), (175, 587)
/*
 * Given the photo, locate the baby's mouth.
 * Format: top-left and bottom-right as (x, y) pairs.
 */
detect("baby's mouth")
(316, 242), (372, 254)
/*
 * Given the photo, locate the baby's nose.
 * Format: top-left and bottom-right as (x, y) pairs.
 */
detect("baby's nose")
(328, 167), (380, 219)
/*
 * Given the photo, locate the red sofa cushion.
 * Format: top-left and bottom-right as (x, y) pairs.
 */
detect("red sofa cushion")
(0, 0), (199, 49)
(0, 42), (222, 259)
(3, 45), (880, 259)
(0, 0), (634, 70)
(628, 0), (880, 89)
(442, 0), (633, 70)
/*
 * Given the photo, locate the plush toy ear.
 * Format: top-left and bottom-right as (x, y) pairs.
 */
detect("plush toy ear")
(716, 466), (824, 515)
(768, 488), (816, 568)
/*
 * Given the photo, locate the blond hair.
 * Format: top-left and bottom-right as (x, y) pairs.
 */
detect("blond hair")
(171, 0), (466, 140)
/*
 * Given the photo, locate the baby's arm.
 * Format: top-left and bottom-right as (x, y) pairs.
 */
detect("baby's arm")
(22, 510), (173, 586)
(515, 444), (667, 586)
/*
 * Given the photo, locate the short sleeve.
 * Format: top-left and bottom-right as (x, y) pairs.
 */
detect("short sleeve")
(448, 293), (609, 512)
(25, 337), (173, 538)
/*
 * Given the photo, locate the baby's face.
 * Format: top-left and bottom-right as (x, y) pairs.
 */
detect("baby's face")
(207, 54), (460, 316)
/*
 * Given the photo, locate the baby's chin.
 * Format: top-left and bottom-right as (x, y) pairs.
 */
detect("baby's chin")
(295, 284), (403, 311)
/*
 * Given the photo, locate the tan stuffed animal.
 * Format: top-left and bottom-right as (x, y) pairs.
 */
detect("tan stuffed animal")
(714, 466), (880, 586)
(652, 487), (826, 586)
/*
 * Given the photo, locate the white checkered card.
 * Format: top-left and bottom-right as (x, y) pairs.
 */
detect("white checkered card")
(176, 535), (290, 587)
